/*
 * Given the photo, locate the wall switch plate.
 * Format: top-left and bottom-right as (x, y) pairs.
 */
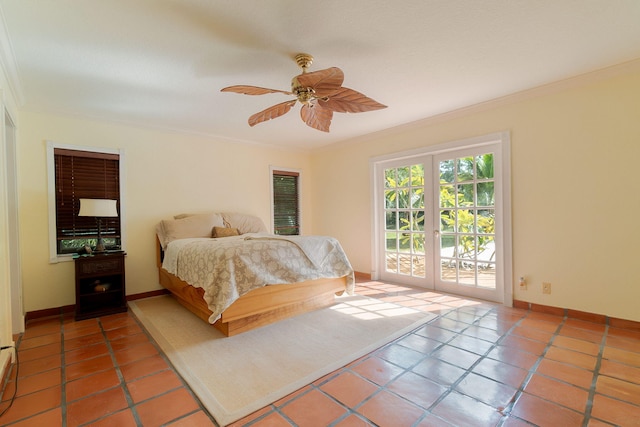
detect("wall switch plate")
(542, 282), (551, 294)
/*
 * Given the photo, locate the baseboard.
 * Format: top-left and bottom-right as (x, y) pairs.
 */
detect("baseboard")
(0, 345), (15, 401)
(24, 289), (170, 321)
(354, 271), (372, 281)
(513, 299), (640, 332)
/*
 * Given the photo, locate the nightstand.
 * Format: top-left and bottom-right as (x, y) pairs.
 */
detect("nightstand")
(74, 251), (127, 320)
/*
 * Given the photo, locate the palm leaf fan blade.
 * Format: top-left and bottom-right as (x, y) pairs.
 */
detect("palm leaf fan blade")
(221, 85), (292, 96)
(248, 100), (297, 127)
(295, 67), (344, 97)
(320, 87), (387, 113)
(300, 103), (333, 132)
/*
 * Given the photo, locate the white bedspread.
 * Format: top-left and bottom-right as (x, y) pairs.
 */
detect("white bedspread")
(162, 233), (355, 323)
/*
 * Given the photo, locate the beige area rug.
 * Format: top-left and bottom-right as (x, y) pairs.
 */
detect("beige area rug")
(129, 294), (436, 426)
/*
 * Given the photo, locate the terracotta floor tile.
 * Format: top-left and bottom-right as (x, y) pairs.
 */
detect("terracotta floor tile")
(64, 342), (109, 365)
(415, 413), (456, 427)
(66, 386), (128, 426)
(127, 369), (183, 403)
(63, 323), (102, 340)
(510, 325), (554, 343)
(105, 323), (143, 341)
(545, 346), (597, 371)
(280, 389), (347, 427)
(65, 368), (121, 402)
(357, 390), (425, 427)
(11, 367), (61, 397)
(590, 393), (640, 426)
(602, 346), (640, 367)
(564, 318), (606, 333)
(21, 321), (61, 340)
(455, 372), (517, 410)
(109, 332), (150, 351)
(320, 371), (379, 407)
(113, 341), (158, 365)
(135, 387), (201, 426)
(18, 353), (61, 378)
(472, 358), (528, 389)
(17, 333), (60, 351)
(599, 359), (640, 384)
(377, 342), (427, 368)
(0, 385), (61, 425)
(461, 324), (502, 342)
(17, 342), (62, 363)
(99, 312), (137, 331)
(11, 283), (640, 427)
(412, 357), (466, 386)
(63, 332), (106, 352)
(552, 335), (601, 356)
(501, 416), (532, 427)
(511, 393), (584, 426)
(524, 374), (589, 412)
(431, 391), (503, 426)
(500, 334), (547, 355)
(119, 354), (170, 381)
(165, 410), (216, 426)
(395, 333), (442, 354)
(387, 371), (448, 409)
(431, 344), (482, 369)
(87, 409), (139, 427)
(487, 345), (539, 370)
(65, 354), (114, 381)
(351, 356), (405, 386)
(534, 358), (594, 389)
(6, 407), (63, 427)
(428, 317), (470, 333)
(246, 411), (297, 427)
(413, 324), (458, 343)
(333, 413), (376, 427)
(448, 334), (494, 355)
(595, 375), (640, 405)
(519, 317), (560, 333)
(605, 334), (640, 353)
(559, 325), (604, 343)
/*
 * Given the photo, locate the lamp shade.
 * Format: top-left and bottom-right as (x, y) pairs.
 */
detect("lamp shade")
(78, 199), (118, 217)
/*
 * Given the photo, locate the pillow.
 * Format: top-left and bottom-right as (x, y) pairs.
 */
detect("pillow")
(212, 226), (240, 238)
(221, 212), (268, 234)
(157, 212), (224, 248)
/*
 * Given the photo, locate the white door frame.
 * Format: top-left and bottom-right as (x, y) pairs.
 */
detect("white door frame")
(370, 131), (513, 306)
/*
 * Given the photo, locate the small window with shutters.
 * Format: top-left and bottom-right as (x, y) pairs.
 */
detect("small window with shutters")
(272, 169), (300, 235)
(48, 145), (122, 257)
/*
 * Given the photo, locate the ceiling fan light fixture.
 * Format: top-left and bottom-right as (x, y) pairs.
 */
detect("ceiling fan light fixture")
(221, 53), (386, 132)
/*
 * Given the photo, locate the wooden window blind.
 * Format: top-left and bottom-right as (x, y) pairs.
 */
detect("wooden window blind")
(273, 170), (300, 235)
(54, 148), (121, 253)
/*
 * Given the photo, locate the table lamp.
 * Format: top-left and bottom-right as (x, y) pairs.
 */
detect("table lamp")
(78, 198), (118, 252)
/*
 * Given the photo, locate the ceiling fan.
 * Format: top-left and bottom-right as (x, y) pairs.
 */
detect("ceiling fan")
(221, 53), (387, 132)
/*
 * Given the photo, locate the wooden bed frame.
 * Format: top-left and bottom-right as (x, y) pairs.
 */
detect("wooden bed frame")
(156, 238), (348, 336)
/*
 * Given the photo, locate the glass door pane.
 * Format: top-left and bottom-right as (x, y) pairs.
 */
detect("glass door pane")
(437, 153), (496, 290)
(383, 163), (427, 281)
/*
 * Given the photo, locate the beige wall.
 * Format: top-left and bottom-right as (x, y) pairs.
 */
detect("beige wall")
(17, 112), (312, 312)
(311, 65), (640, 322)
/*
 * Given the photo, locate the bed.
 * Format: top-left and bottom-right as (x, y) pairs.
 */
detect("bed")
(155, 212), (354, 336)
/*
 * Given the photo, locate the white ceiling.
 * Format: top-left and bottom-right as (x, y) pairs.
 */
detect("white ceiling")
(1, 1), (640, 150)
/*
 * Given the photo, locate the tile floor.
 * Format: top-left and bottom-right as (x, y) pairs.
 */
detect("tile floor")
(1, 280), (640, 426)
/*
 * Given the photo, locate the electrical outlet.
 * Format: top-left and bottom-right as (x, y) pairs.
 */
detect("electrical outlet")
(542, 282), (551, 294)
(519, 276), (527, 290)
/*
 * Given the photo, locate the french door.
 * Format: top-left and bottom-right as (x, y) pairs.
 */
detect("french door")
(375, 138), (508, 303)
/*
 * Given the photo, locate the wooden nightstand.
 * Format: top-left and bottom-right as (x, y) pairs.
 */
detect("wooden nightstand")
(74, 251), (127, 320)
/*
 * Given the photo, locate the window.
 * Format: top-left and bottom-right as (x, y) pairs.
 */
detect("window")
(271, 169), (300, 235)
(47, 142), (123, 260)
